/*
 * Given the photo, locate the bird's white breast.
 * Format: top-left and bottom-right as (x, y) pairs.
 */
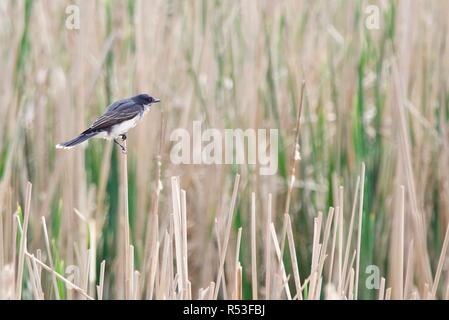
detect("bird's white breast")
(109, 115), (141, 138)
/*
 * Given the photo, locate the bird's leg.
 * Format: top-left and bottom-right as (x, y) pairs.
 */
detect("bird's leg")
(114, 138), (127, 154)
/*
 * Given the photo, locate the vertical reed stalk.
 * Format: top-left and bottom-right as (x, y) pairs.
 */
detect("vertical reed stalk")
(15, 182), (32, 299)
(121, 141), (131, 299)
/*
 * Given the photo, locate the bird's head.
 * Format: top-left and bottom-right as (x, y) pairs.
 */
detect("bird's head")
(133, 93), (161, 106)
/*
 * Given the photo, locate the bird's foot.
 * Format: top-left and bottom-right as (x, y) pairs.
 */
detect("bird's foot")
(114, 138), (127, 154)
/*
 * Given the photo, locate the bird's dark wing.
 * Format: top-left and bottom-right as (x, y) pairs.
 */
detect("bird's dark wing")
(83, 99), (143, 133)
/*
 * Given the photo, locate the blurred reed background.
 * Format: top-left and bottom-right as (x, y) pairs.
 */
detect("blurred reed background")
(0, 0), (449, 300)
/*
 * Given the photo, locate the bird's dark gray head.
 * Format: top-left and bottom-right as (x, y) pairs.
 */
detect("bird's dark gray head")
(132, 93), (160, 105)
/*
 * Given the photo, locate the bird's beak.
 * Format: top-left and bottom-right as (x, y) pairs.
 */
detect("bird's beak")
(153, 98), (161, 103)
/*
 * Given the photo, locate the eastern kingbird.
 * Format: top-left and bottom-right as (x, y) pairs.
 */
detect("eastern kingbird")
(56, 93), (160, 153)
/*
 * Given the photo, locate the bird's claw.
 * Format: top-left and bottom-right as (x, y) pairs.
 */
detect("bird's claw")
(114, 138), (127, 154)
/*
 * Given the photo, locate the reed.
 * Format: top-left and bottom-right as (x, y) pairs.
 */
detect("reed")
(0, 0), (448, 300)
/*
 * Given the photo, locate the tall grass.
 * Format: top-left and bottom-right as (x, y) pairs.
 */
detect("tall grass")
(0, 0), (449, 300)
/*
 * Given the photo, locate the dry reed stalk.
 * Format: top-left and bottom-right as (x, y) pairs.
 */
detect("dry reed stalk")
(143, 111), (164, 292)
(235, 262), (242, 300)
(73, 209), (92, 291)
(348, 268), (355, 300)
(41, 217), (59, 299)
(88, 220), (97, 296)
(208, 282), (215, 300)
(171, 176), (185, 298)
(311, 244), (325, 300)
(147, 240), (160, 299)
(314, 213), (323, 263)
(337, 186), (344, 294)
(214, 174), (240, 299)
(15, 181), (32, 299)
(270, 223), (291, 299)
(314, 252), (329, 299)
(25, 251), (94, 300)
(0, 190), (13, 273)
(317, 207), (335, 287)
(284, 81), (306, 216)
(354, 163), (365, 299)
(316, 277), (323, 300)
(198, 287), (207, 300)
(343, 250), (356, 298)
(404, 239), (415, 299)
(385, 288), (392, 300)
(285, 214), (302, 300)
(144, 212), (159, 296)
(265, 193), (273, 299)
(12, 214), (18, 293)
(328, 205), (340, 286)
(234, 227), (242, 298)
(33, 253), (43, 299)
(309, 215), (323, 299)
(379, 277), (386, 300)
(445, 280), (449, 300)
(431, 222), (449, 298)
(0, 209), (3, 270)
(424, 284), (431, 299)
(181, 189), (189, 296)
(120, 140), (132, 299)
(26, 255), (41, 299)
(251, 192), (258, 299)
(308, 271), (318, 300)
(35, 249), (43, 287)
(7, 190), (13, 263)
(214, 219), (228, 299)
(168, 221), (175, 299)
(392, 185), (405, 299)
(186, 281), (192, 300)
(81, 249), (91, 299)
(97, 260), (105, 300)
(278, 81), (305, 259)
(129, 245), (135, 299)
(134, 271), (141, 300)
(155, 230), (169, 299)
(341, 176), (360, 291)
(95, 143), (113, 224)
(393, 60), (432, 286)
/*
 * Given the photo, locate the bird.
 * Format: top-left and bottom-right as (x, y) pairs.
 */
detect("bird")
(56, 93), (160, 153)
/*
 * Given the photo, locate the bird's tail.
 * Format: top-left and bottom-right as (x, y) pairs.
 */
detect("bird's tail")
(56, 132), (98, 149)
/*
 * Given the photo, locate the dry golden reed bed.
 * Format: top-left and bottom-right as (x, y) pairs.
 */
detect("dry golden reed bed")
(1, 0), (449, 300)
